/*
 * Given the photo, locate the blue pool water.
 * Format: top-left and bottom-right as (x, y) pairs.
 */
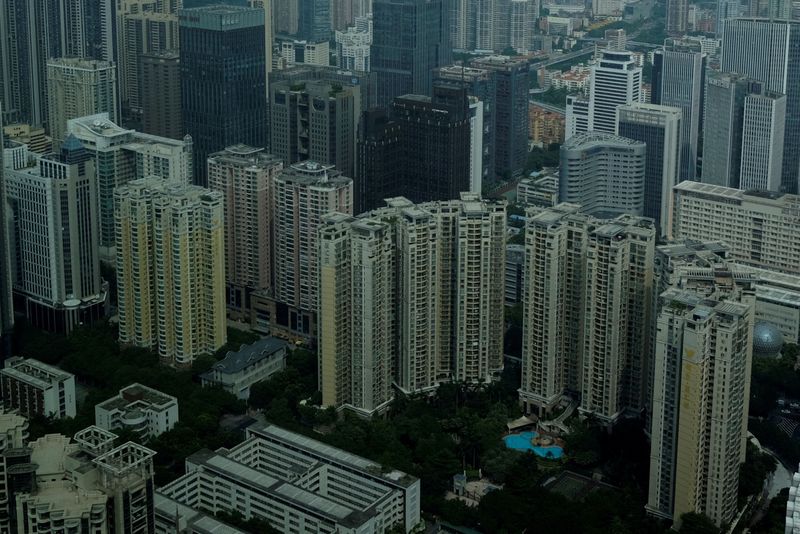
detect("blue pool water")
(503, 431), (564, 459)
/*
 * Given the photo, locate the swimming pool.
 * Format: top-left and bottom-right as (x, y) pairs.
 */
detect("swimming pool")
(503, 431), (564, 459)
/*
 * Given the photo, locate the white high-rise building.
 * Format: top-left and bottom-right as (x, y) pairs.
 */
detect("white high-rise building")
(739, 88), (786, 192)
(115, 178), (226, 367)
(319, 194), (506, 416)
(593, 0), (621, 15)
(566, 50), (643, 138)
(519, 204), (656, 420)
(335, 15), (372, 72)
(5, 136), (106, 334)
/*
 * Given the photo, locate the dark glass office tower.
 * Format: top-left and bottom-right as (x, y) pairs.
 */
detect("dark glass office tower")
(391, 84), (471, 203)
(297, 0), (332, 42)
(179, 5), (267, 186)
(355, 109), (402, 213)
(371, 0), (452, 109)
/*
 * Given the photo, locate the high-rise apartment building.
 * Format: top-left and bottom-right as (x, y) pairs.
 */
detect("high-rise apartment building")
(510, 0), (534, 53)
(672, 181), (800, 273)
(568, 50), (642, 137)
(702, 72), (750, 188)
(207, 145), (283, 316)
(269, 79), (361, 179)
(652, 42), (705, 181)
(371, 0), (452, 108)
(140, 51), (183, 139)
(179, 5), (267, 186)
(647, 279), (754, 527)
(721, 19), (800, 193)
(319, 194), (506, 415)
(666, 0), (688, 33)
(270, 162), (353, 340)
(115, 178), (226, 367)
(5, 137), (106, 334)
(470, 56), (530, 178)
(617, 103), (682, 236)
(46, 58), (119, 144)
(740, 87), (786, 192)
(559, 132), (646, 218)
(67, 113), (193, 257)
(519, 204), (655, 419)
(116, 0), (180, 116)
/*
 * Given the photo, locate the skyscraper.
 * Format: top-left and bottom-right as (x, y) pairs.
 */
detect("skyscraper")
(666, 0), (688, 33)
(116, 0), (180, 117)
(67, 113), (193, 258)
(391, 85), (473, 203)
(297, 0), (332, 42)
(721, 19), (800, 193)
(519, 204), (655, 419)
(702, 72), (750, 188)
(739, 87), (786, 192)
(559, 132), (646, 218)
(207, 145), (283, 316)
(271, 162), (353, 340)
(5, 136), (106, 334)
(617, 103), (682, 236)
(140, 51), (183, 140)
(470, 55), (530, 178)
(269, 79), (361, 179)
(567, 50), (642, 136)
(0, 111), (15, 356)
(371, 0), (452, 108)
(647, 271), (754, 528)
(46, 58), (119, 144)
(355, 110), (402, 213)
(652, 42), (705, 181)
(319, 193), (506, 415)
(179, 5), (267, 186)
(115, 178), (226, 367)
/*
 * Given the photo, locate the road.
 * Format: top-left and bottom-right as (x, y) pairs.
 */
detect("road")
(527, 100), (566, 115)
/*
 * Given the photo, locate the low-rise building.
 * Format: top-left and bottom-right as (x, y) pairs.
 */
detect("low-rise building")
(159, 423), (421, 533)
(517, 173), (559, 208)
(95, 384), (178, 439)
(529, 104), (565, 147)
(200, 337), (288, 400)
(0, 358), (76, 418)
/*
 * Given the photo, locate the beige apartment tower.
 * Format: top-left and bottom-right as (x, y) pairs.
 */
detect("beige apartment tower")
(115, 178), (226, 367)
(46, 58), (118, 144)
(648, 282), (754, 528)
(519, 204), (656, 422)
(319, 194), (507, 416)
(208, 145), (283, 317)
(271, 161), (352, 340)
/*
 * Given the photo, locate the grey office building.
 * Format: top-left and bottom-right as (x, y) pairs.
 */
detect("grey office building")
(652, 42), (705, 182)
(559, 132), (646, 219)
(179, 5), (267, 186)
(470, 56), (530, 178)
(702, 72), (750, 188)
(617, 103), (682, 237)
(371, 0), (452, 108)
(721, 19), (800, 193)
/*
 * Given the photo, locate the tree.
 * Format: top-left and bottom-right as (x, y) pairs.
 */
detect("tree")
(679, 512), (719, 534)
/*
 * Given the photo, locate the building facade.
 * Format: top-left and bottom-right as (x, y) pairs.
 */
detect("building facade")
(179, 5), (267, 186)
(140, 51), (182, 140)
(46, 58), (118, 144)
(701, 72), (750, 188)
(739, 88), (786, 192)
(207, 145), (283, 315)
(200, 337), (288, 400)
(115, 178), (226, 367)
(0, 357), (76, 419)
(95, 383), (179, 439)
(617, 103), (682, 236)
(559, 132), (646, 218)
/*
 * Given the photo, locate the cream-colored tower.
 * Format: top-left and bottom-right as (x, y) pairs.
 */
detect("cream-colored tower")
(208, 145), (283, 316)
(115, 178), (226, 367)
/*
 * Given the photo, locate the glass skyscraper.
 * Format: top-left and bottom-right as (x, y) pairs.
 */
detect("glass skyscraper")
(179, 5), (267, 186)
